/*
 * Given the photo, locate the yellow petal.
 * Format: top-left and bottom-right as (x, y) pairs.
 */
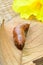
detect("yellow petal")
(12, 0), (43, 21)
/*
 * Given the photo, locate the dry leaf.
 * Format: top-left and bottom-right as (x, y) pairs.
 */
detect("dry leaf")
(0, 20), (22, 65)
(0, 18), (43, 65)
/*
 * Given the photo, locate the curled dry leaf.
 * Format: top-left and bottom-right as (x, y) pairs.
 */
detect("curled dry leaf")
(0, 19), (43, 65)
(0, 20), (22, 65)
(13, 23), (30, 50)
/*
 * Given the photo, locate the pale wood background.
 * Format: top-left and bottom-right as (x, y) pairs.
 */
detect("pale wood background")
(0, 0), (43, 65)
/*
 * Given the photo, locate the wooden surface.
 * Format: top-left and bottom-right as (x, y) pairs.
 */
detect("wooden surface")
(0, 0), (43, 65)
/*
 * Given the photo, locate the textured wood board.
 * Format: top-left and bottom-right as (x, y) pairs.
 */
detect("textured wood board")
(0, 0), (18, 25)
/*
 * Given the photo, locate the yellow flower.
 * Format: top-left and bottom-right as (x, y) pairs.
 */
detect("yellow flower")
(12, 0), (43, 22)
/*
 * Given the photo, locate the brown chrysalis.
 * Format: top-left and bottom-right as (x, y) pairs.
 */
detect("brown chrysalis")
(13, 23), (30, 50)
